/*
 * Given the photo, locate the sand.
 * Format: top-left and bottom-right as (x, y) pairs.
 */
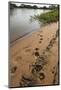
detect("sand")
(9, 22), (59, 87)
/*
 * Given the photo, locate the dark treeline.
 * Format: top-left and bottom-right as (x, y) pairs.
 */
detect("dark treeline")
(19, 4), (38, 9)
(9, 3), (59, 10)
(9, 2), (17, 9)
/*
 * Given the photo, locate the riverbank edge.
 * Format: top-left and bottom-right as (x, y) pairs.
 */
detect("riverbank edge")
(10, 22), (58, 46)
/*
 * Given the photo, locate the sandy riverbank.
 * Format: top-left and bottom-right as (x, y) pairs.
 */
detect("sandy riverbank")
(9, 22), (59, 87)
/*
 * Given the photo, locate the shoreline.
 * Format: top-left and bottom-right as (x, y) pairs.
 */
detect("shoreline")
(10, 22), (59, 87)
(10, 22), (57, 46)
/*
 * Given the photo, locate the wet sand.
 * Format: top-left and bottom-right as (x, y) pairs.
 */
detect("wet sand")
(9, 22), (59, 87)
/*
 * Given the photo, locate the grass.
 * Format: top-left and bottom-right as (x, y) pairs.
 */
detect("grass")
(33, 8), (59, 24)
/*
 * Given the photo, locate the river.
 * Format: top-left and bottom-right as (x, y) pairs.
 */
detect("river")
(9, 8), (48, 42)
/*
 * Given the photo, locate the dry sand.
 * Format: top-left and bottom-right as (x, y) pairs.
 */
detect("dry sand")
(9, 22), (59, 87)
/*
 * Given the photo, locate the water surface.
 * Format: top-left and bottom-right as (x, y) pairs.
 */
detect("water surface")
(10, 8), (48, 42)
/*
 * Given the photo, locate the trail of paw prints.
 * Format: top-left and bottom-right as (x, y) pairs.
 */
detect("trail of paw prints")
(30, 49), (47, 81)
(39, 34), (43, 44)
(45, 30), (58, 52)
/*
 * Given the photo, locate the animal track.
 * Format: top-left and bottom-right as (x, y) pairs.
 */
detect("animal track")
(32, 64), (42, 73)
(39, 72), (45, 80)
(35, 48), (39, 51)
(11, 66), (17, 73)
(19, 75), (36, 87)
(31, 55), (47, 78)
(34, 51), (40, 56)
(40, 38), (43, 40)
(45, 31), (57, 51)
(39, 41), (42, 43)
(40, 35), (43, 37)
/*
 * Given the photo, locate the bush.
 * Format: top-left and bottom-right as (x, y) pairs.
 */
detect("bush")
(33, 9), (59, 24)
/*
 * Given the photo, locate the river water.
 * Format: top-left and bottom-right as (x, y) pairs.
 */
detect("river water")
(9, 8), (48, 42)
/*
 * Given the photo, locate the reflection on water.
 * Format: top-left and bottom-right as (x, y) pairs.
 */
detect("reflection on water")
(10, 8), (48, 42)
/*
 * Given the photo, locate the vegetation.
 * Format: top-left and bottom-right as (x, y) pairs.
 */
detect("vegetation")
(9, 2), (58, 10)
(9, 2), (17, 9)
(9, 2), (59, 24)
(33, 8), (59, 24)
(19, 4), (38, 9)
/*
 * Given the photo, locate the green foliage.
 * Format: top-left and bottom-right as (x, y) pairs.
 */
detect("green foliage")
(33, 9), (59, 24)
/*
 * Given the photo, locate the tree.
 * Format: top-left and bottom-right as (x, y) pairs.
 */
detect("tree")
(32, 5), (38, 9)
(9, 2), (17, 9)
(43, 6), (47, 9)
(49, 5), (57, 9)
